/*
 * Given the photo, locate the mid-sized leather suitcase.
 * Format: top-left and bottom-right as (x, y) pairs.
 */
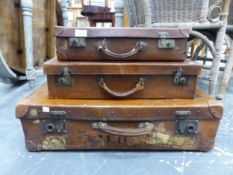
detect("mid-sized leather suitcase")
(55, 26), (189, 61)
(44, 58), (201, 99)
(16, 84), (223, 152)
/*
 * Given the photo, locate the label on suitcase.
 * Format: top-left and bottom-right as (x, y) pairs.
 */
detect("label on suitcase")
(16, 84), (223, 152)
(55, 26), (189, 61)
(44, 58), (201, 99)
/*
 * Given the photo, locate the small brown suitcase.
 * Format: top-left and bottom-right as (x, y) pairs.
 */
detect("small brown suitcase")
(44, 58), (201, 99)
(55, 26), (189, 61)
(16, 84), (223, 152)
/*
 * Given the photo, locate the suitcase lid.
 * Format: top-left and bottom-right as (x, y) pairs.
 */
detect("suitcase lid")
(54, 26), (189, 39)
(16, 84), (223, 121)
(44, 58), (201, 76)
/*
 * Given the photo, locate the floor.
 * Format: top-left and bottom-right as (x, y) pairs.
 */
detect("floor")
(0, 76), (233, 175)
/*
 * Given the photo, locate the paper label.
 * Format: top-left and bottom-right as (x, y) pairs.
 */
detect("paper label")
(75, 30), (87, 37)
(42, 107), (50, 113)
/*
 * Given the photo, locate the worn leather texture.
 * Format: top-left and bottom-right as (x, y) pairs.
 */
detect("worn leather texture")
(44, 58), (201, 99)
(55, 26), (189, 61)
(16, 84), (223, 152)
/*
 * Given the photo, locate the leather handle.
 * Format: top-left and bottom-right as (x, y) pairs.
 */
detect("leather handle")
(92, 122), (154, 137)
(98, 78), (145, 98)
(96, 39), (147, 59)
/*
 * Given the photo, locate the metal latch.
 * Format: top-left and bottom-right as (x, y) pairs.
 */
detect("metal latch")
(176, 111), (198, 135)
(158, 32), (175, 49)
(42, 111), (67, 134)
(173, 68), (189, 85)
(55, 67), (73, 86)
(68, 37), (86, 48)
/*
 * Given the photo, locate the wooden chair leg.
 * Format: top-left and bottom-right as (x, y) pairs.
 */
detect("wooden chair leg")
(61, 0), (68, 26)
(114, 0), (124, 27)
(209, 26), (227, 97)
(217, 44), (233, 99)
(21, 0), (36, 86)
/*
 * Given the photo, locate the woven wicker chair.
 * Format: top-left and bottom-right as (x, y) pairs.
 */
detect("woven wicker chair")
(125, 0), (231, 98)
(216, 0), (233, 99)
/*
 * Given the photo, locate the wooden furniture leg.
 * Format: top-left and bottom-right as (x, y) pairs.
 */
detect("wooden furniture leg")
(114, 0), (124, 27)
(61, 0), (68, 26)
(21, 0), (36, 86)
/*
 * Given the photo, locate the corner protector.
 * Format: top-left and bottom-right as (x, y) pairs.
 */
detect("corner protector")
(15, 100), (30, 118)
(208, 100), (224, 119)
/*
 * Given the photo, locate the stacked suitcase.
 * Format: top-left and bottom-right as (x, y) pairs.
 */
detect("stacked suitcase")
(16, 27), (223, 152)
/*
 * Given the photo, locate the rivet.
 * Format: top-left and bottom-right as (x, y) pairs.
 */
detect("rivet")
(30, 108), (38, 117)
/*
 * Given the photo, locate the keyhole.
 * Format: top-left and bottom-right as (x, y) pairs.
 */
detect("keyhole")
(187, 124), (195, 133)
(72, 39), (77, 47)
(180, 77), (186, 84)
(46, 123), (55, 132)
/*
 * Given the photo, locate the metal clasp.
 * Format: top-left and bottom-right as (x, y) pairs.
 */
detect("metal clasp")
(69, 37), (86, 48)
(158, 32), (175, 49)
(176, 111), (198, 135)
(55, 67), (72, 86)
(173, 68), (189, 85)
(43, 111), (67, 134)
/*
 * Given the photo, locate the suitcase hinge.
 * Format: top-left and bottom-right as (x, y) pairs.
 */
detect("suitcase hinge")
(68, 37), (86, 48)
(55, 67), (73, 86)
(42, 111), (67, 134)
(158, 32), (175, 49)
(175, 111), (198, 135)
(173, 68), (189, 86)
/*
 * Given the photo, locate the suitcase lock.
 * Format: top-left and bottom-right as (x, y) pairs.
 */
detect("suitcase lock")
(43, 111), (67, 134)
(173, 68), (189, 85)
(68, 37), (86, 48)
(55, 67), (73, 86)
(176, 111), (198, 135)
(158, 32), (175, 49)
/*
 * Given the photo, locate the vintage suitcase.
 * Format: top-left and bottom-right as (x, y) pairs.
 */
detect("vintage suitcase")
(16, 84), (223, 152)
(55, 26), (189, 61)
(44, 58), (201, 99)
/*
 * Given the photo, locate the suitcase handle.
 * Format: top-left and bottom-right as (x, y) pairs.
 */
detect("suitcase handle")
(92, 122), (154, 136)
(98, 77), (145, 98)
(97, 39), (147, 59)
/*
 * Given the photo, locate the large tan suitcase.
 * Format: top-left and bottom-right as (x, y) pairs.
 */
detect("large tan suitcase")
(16, 84), (223, 152)
(44, 58), (201, 99)
(55, 26), (189, 61)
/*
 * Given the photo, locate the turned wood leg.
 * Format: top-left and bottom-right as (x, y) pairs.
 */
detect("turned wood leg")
(61, 0), (68, 26)
(21, 0), (36, 85)
(114, 0), (124, 27)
